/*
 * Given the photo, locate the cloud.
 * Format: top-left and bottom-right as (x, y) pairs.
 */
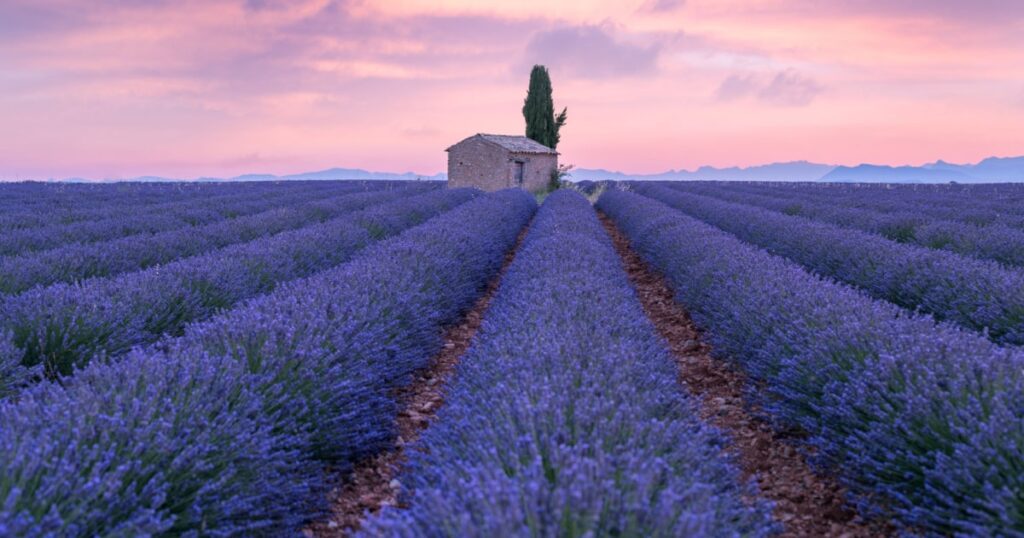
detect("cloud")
(785, 0), (1024, 24)
(859, 0), (1024, 21)
(641, 0), (685, 12)
(715, 70), (823, 106)
(243, 0), (290, 10)
(523, 25), (660, 79)
(757, 70), (823, 106)
(0, 2), (82, 40)
(715, 73), (759, 101)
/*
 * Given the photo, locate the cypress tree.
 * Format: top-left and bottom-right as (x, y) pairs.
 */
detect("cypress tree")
(523, 65), (567, 149)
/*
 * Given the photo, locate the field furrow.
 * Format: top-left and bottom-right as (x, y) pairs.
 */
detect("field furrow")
(599, 188), (1024, 535)
(360, 191), (775, 537)
(0, 188), (535, 535)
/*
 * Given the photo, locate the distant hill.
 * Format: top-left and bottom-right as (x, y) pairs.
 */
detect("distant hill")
(64, 168), (447, 183)
(819, 165), (971, 183)
(278, 167), (445, 182)
(923, 156), (1024, 182)
(574, 156), (1024, 183)
(21, 155), (1024, 184)
(569, 161), (834, 182)
(821, 157), (1024, 183)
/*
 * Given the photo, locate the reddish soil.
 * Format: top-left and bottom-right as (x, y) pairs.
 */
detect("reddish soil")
(306, 225), (530, 538)
(598, 212), (894, 538)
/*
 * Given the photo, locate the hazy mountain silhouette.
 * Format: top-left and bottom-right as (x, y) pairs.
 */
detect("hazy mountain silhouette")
(279, 167), (445, 181)
(569, 161), (834, 182)
(822, 156), (1024, 183)
(820, 165), (970, 183)
(29, 156), (1024, 183)
(575, 156), (1024, 183)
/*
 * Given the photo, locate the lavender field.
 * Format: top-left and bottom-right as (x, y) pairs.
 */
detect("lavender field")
(1, 180), (1022, 537)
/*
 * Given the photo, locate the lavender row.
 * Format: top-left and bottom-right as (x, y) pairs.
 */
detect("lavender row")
(0, 181), (381, 219)
(0, 181), (394, 232)
(715, 181), (1024, 229)
(0, 188), (478, 381)
(0, 189), (535, 535)
(731, 181), (1024, 227)
(0, 182), (230, 216)
(599, 189), (1024, 535)
(636, 184), (1024, 345)
(725, 181), (1024, 213)
(0, 332), (32, 398)
(362, 191), (774, 537)
(0, 182), (340, 256)
(670, 182), (1024, 268)
(0, 181), (379, 257)
(0, 186), (430, 294)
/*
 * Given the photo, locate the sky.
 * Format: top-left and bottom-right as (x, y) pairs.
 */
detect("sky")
(1, 0), (1022, 179)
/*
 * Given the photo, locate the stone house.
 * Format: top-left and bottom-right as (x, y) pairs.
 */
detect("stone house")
(446, 133), (558, 192)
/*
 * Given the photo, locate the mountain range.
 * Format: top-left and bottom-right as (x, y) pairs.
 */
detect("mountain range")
(570, 156), (1024, 183)
(29, 156), (1024, 183)
(568, 161), (833, 182)
(49, 167), (447, 183)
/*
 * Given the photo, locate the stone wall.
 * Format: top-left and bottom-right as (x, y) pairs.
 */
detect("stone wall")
(515, 152), (557, 192)
(447, 137), (510, 191)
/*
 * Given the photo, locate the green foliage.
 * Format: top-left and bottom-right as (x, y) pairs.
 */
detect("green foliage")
(548, 163), (574, 192)
(523, 65), (567, 149)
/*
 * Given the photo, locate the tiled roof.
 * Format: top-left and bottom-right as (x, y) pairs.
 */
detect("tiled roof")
(448, 134), (558, 154)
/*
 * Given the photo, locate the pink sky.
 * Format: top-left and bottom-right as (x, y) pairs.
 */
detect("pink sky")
(1, 0), (1022, 179)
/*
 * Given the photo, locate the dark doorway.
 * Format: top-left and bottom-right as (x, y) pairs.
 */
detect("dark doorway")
(514, 161), (525, 186)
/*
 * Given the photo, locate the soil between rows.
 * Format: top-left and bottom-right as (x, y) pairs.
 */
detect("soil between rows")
(306, 208), (894, 537)
(306, 223), (531, 537)
(598, 211), (894, 538)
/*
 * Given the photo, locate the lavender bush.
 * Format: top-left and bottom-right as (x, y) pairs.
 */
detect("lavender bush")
(635, 184), (1024, 345)
(670, 182), (1024, 267)
(709, 181), (1024, 228)
(167, 188), (535, 465)
(0, 331), (34, 398)
(599, 189), (1024, 535)
(0, 181), (377, 257)
(362, 190), (774, 537)
(0, 347), (320, 536)
(0, 182), (226, 231)
(0, 187), (477, 380)
(0, 180), (411, 234)
(0, 186), (431, 294)
(0, 189), (535, 535)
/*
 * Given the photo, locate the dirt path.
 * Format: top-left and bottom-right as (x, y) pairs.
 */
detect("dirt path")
(598, 212), (893, 538)
(306, 224), (530, 538)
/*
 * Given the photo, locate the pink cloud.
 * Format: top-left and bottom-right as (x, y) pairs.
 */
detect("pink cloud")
(823, 1), (1024, 22)
(522, 25), (661, 79)
(716, 70), (823, 107)
(758, 71), (824, 106)
(715, 74), (758, 101)
(641, 0), (686, 13)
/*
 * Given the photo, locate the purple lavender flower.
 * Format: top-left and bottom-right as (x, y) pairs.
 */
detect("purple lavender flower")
(0, 188), (535, 535)
(599, 188), (1024, 535)
(362, 190), (774, 537)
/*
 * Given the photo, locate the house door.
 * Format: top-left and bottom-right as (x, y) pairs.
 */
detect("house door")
(514, 161), (525, 186)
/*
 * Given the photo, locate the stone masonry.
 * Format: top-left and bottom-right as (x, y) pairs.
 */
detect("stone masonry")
(447, 134), (558, 192)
